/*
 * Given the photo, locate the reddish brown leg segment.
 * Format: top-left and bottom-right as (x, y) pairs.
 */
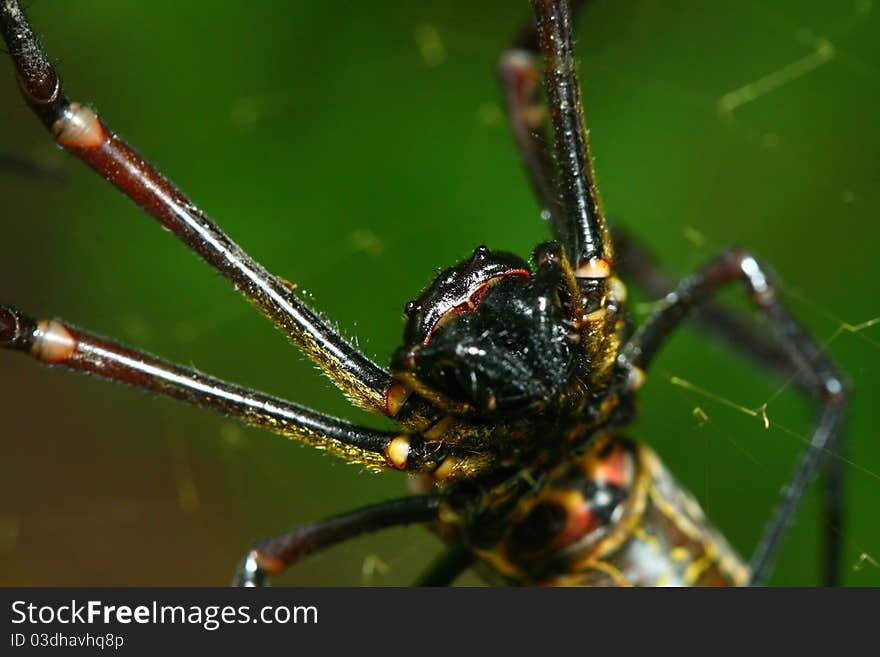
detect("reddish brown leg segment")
(0, 0), (408, 419)
(0, 304), (442, 474)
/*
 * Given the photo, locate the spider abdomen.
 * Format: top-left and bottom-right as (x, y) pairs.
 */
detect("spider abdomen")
(445, 435), (749, 587)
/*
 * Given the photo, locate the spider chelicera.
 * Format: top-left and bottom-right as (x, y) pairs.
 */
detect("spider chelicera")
(0, 0), (847, 586)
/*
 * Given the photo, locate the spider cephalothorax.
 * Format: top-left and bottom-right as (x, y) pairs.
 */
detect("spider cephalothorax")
(391, 243), (591, 418)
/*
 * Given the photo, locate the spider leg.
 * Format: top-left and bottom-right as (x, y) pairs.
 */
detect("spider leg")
(233, 496), (441, 586)
(618, 247), (848, 585)
(501, 1), (622, 385)
(527, 0), (611, 282)
(0, 0), (416, 421)
(499, 0), (589, 246)
(614, 229), (846, 584)
(614, 229), (804, 385)
(412, 541), (476, 587)
(0, 304), (442, 474)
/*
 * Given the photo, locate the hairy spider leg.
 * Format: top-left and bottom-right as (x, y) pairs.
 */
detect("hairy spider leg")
(619, 248), (848, 585)
(503, 2), (816, 403)
(0, 305), (448, 473)
(532, 0), (612, 280)
(0, 0), (433, 428)
(498, 0), (589, 245)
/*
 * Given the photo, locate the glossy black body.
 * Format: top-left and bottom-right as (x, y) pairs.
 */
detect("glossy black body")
(393, 245), (585, 416)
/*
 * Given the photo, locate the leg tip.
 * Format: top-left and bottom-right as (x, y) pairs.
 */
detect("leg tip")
(232, 550), (270, 587)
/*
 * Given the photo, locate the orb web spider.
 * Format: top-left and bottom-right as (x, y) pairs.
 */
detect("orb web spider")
(0, 0), (847, 586)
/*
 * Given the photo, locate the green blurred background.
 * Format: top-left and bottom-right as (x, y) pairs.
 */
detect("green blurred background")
(0, 0), (877, 586)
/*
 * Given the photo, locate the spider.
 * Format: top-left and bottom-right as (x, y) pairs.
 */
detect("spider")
(0, 0), (849, 586)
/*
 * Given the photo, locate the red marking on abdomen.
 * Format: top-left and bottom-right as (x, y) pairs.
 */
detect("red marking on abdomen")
(589, 446), (633, 489)
(550, 499), (598, 551)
